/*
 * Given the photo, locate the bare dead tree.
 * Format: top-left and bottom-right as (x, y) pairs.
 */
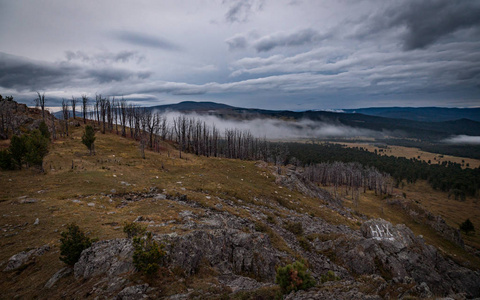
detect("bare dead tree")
(35, 92), (46, 121)
(71, 96), (77, 119)
(81, 94), (88, 124)
(120, 98), (127, 137)
(61, 99), (70, 136)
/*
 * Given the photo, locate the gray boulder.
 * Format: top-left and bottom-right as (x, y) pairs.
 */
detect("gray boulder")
(3, 244), (50, 272)
(74, 239), (134, 279)
(45, 267), (72, 288)
(115, 284), (150, 300)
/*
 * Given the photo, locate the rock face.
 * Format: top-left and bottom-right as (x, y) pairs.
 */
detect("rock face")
(3, 244), (50, 272)
(44, 267), (72, 288)
(326, 219), (480, 298)
(74, 239), (134, 279)
(69, 190), (480, 299)
(163, 228), (279, 281)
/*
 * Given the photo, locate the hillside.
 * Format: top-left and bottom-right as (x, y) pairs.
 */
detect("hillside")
(1, 105), (480, 299)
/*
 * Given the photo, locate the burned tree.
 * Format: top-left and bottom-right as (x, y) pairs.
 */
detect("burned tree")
(81, 94), (88, 124)
(71, 96), (77, 120)
(35, 92), (46, 121)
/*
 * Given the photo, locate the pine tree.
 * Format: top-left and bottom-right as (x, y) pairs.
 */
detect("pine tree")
(460, 219), (475, 235)
(82, 125), (96, 155)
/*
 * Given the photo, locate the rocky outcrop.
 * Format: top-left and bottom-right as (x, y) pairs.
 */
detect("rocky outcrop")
(273, 165), (335, 204)
(318, 219), (480, 298)
(3, 244), (50, 272)
(162, 228), (280, 281)
(387, 197), (465, 248)
(45, 267), (72, 288)
(74, 239), (134, 279)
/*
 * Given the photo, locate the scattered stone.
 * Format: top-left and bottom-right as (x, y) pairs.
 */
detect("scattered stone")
(111, 189), (117, 194)
(18, 198), (37, 204)
(45, 267), (72, 288)
(154, 193), (166, 200)
(115, 284), (150, 300)
(215, 204), (223, 210)
(134, 216), (145, 222)
(3, 245), (50, 272)
(71, 200), (82, 204)
(33, 218), (39, 225)
(87, 202), (95, 207)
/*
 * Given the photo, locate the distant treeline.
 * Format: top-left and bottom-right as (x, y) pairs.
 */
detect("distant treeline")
(286, 143), (480, 199)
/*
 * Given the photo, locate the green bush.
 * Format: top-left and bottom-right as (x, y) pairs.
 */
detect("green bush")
(0, 149), (14, 170)
(320, 270), (340, 283)
(275, 261), (315, 294)
(39, 121), (50, 139)
(82, 125), (96, 155)
(133, 232), (165, 276)
(460, 219), (475, 235)
(9, 135), (27, 168)
(24, 130), (49, 169)
(123, 222), (147, 238)
(59, 223), (93, 266)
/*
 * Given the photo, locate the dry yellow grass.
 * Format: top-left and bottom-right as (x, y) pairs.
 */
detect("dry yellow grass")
(0, 122), (354, 298)
(336, 142), (480, 169)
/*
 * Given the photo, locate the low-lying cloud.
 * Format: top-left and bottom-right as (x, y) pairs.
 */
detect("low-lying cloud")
(442, 135), (480, 145)
(160, 111), (382, 140)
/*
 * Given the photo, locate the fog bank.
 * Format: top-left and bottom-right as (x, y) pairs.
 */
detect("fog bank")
(160, 111), (382, 140)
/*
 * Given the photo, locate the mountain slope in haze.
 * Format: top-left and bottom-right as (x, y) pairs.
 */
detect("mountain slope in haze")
(150, 101), (480, 141)
(344, 107), (480, 122)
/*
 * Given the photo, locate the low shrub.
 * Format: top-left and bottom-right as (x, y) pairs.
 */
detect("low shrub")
(59, 223), (93, 266)
(123, 221), (147, 238)
(320, 270), (340, 283)
(275, 260), (315, 294)
(133, 232), (165, 276)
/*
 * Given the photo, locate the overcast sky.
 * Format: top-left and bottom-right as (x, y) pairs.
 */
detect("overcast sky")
(1, 0), (479, 110)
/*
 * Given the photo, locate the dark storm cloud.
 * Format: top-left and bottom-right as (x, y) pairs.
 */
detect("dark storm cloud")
(0, 52), (150, 91)
(225, 34), (248, 51)
(0, 52), (75, 91)
(224, 0), (264, 23)
(368, 0), (480, 50)
(254, 28), (325, 52)
(113, 31), (180, 50)
(65, 50), (145, 64)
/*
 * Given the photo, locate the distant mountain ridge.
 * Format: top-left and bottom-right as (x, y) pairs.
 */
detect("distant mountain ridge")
(343, 107), (480, 122)
(149, 101), (480, 141)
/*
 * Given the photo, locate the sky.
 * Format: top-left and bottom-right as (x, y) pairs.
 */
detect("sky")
(0, 0), (479, 110)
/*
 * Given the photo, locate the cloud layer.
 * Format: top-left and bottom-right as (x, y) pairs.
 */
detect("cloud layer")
(442, 135), (480, 145)
(0, 0), (479, 109)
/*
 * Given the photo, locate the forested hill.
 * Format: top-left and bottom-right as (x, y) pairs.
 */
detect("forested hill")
(343, 107), (480, 122)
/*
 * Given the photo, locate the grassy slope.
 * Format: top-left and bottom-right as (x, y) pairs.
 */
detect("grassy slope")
(0, 122), (479, 298)
(0, 123), (349, 298)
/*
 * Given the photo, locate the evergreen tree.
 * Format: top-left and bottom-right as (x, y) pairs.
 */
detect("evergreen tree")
(9, 135), (27, 169)
(82, 125), (96, 155)
(460, 219), (475, 235)
(59, 223), (93, 266)
(24, 130), (49, 171)
(39, 121), (50, 140)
